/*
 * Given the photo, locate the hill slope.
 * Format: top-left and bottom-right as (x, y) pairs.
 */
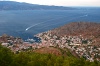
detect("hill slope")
(35, 22), (100, 61)
(51, 22), (100, 37)
(34, 47), (62, 56)
(50, 22), (100, 44)
(0, 1), (75, 10)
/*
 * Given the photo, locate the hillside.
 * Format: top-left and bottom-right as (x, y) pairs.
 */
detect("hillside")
(34, 47), (62, 56)
(1, 44), (100, 66)
(36, 22), (100, 62)
(51, 22), (100, 36)
(50, 22), (100, 43)
(0, 1), (75, 10)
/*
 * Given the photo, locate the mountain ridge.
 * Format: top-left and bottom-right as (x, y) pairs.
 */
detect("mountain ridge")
(51, 22), (100, 36)
(50, 22), (100, 44)
(0, 1), (75, 10)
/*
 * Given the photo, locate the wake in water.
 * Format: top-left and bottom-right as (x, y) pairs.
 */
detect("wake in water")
(25, 22), (44, 31)
(25, 15), (69, 31)
(38, 14), (89, 29)
(25, 14), (88, 31)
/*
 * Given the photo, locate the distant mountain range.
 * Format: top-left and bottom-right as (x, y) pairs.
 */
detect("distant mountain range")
(0, 1), (75, 10)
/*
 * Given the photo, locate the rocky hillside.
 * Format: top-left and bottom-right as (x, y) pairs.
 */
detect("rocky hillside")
(51, 22), (100, 39)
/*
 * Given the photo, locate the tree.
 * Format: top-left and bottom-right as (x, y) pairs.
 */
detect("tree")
(11, 52), (29, 66)
(0, 45), (13, 66)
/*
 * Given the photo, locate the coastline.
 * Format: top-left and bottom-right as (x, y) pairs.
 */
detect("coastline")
(0, 22), (100, 62)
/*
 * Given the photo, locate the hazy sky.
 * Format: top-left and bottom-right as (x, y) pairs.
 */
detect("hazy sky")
(5, 0), (100, 6)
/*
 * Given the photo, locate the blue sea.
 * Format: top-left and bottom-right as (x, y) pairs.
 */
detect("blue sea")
(0, 7), (100, 40)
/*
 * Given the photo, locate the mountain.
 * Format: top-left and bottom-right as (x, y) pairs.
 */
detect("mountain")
(50, 22), (100, 44)
(51, 22), (100, 37)
(0, 1), (75, 10)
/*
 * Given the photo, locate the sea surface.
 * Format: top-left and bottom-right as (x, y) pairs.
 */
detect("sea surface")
(0, 7), (100, 40)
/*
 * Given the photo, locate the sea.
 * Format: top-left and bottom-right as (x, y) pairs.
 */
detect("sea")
(0, 7), (100, 41)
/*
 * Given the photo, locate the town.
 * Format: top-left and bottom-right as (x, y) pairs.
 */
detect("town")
(0, 31), (100, 62)
(36, 31), (100, 62)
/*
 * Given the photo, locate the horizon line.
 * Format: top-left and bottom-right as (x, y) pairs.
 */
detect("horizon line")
(0, 1), (100, 7)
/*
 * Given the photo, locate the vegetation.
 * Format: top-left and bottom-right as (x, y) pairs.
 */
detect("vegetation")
(0, 45), (100, 66)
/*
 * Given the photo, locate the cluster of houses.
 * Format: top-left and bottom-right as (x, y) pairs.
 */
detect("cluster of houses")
(0, 34), (47, 53)
(0, 34), (23, 45)
(36, 31), (100, 62)
(0, 32), (100, 62)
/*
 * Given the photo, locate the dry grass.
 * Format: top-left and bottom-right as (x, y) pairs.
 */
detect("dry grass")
(34, 47), (62, 56)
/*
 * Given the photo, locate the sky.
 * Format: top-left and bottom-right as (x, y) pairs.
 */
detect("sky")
(2, 0), (100, 7)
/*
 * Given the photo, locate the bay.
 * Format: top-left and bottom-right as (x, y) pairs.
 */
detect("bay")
(0, 7), (100, 40)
